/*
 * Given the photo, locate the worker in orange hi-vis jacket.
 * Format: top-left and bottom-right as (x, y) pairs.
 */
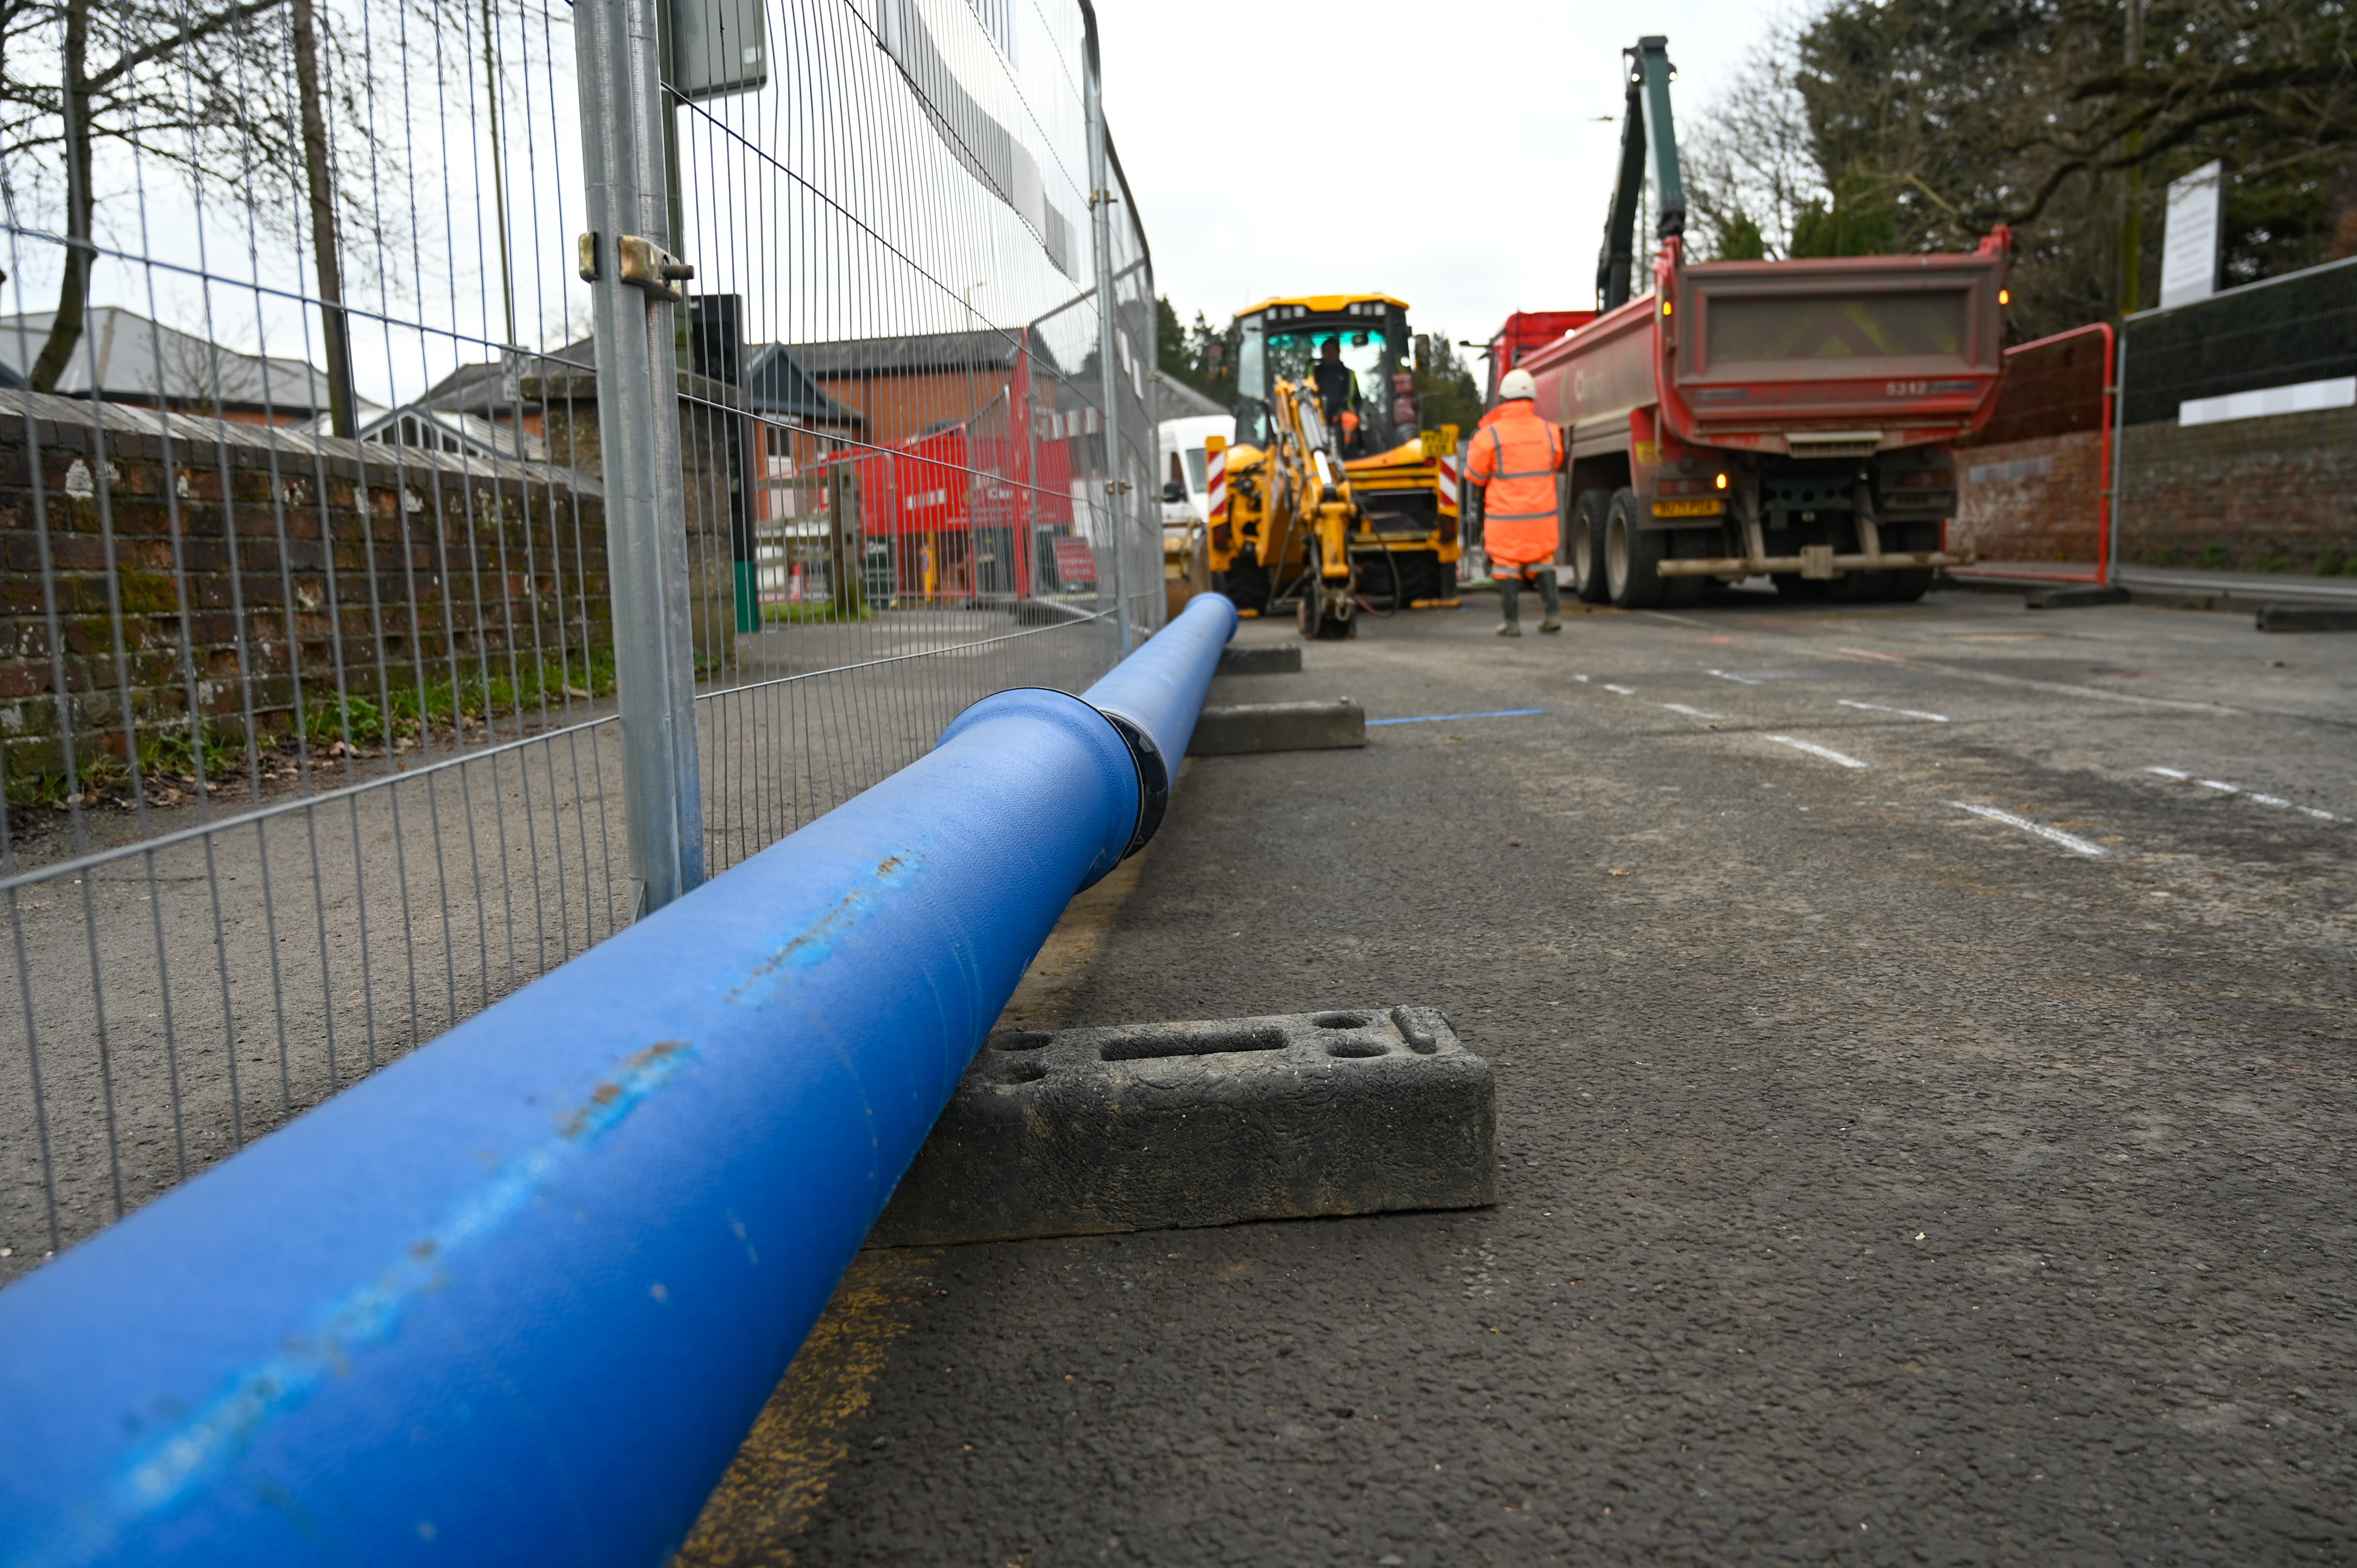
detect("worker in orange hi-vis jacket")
(1465, 367), (1567, 636)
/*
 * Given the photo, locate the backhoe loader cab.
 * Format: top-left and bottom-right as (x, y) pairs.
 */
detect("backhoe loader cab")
(1232, 295), (1415, 457)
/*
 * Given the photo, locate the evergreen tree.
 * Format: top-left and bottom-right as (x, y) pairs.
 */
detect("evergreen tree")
(1413, 333), (1482, 434)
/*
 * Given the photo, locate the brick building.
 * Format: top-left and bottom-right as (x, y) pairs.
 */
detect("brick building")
(786, 329), (1029, 446)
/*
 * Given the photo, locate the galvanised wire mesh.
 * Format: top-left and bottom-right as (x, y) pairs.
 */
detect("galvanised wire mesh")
(0, 0), (1157, 1281)
(666, 0), (1157, 880)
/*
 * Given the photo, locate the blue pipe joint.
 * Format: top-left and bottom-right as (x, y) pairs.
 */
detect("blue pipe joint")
(935, 688), (1139, 891)
(1081, 592), (1237, 860)
(0, 683), (1146, 1568)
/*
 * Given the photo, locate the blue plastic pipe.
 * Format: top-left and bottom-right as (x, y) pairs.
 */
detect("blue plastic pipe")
(0, 592), (1238, 1568)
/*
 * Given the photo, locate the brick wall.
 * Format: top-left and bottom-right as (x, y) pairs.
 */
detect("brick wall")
(0, 390), (610, 781)
(2118, 406), (2357, 570)
(1950, 429), (2108, 565)
(532, 368), (739, 669)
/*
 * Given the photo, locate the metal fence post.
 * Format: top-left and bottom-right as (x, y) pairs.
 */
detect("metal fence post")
(1081, 3), (1131, 655)
(576, 0), (705, 914)
(2107, 329), (2130, 588)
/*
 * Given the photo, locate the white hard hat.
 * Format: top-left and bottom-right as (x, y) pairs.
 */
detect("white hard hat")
(1499, 367), (1537, 401)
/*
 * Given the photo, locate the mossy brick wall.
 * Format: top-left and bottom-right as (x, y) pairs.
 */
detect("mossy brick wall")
(0, 391), (611, 780)
(2117, 406), (2357, 571)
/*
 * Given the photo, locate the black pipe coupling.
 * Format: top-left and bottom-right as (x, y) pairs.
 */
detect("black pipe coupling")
(1092, 705), (1169, 861)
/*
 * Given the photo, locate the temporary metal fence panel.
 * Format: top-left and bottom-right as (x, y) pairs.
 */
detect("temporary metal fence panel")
(0, 0), (1157, 1282)
(1948, 323), (2116, 584)
(665, 0), (1158, 881)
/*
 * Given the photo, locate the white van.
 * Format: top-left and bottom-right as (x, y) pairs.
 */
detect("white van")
(1158, 413), (1234, 527)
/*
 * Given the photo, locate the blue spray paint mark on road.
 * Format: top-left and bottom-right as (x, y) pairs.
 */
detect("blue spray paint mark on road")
(1366, 709), (1547, 727)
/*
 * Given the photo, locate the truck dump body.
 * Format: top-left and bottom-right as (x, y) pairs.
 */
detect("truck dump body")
(1483, 310), (1598, 405)
(1524, 245), (2010, 460)
(1517, 233), (2014, 610)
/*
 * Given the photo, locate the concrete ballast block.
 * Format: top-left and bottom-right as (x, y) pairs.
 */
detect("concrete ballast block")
(869, 1007), (1496, 1246)
(1217, 642), (1302, 675)
(2257, 603), (2357, 633)
(1186, 699), (1365, 756)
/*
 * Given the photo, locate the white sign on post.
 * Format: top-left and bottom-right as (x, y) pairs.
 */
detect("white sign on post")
(2159, 161), (2224, 310)
(670, 0), (768, 102)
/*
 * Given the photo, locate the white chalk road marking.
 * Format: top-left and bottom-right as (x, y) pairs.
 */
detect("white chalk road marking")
(2145, 765), (2343, 822)
(1950, 802), (2109, 856)
(1764, 735), (1869, 769)
(1706, 669), (1763, 685)
(1603, 684), (1637, 696)
(1660, 703), (1726, 720)
(1837, 699), (1950, 723)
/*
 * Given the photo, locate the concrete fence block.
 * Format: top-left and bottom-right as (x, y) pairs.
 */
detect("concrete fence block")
(870, 1006), (1497, 1245)
(1216, 641), (1301, 676)
(1186, 698), (1364, 755)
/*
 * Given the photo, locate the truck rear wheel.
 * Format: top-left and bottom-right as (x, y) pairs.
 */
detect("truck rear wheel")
(1772, 573), (1831, 601)
(1570, 490), (1613, 604)
(1883, 568), (1934, 602)
(1605, 488), (1667, 608)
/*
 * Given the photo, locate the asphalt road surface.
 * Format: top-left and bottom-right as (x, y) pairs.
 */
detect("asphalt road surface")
(678, 587), (2356, 1567)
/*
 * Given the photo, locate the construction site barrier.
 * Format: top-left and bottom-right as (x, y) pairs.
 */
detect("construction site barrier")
(0, 592), (1240, 1568)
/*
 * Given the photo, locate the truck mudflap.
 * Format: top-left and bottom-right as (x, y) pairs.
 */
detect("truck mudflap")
(1656, 546), (1979, 579)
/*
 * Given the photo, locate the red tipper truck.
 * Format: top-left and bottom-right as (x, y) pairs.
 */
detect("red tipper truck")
(1520, 36), (2012, 607)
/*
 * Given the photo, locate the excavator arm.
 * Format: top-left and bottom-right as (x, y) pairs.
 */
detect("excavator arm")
(1595, 35), (1686, 311)
(1247, 378), (1363, 637)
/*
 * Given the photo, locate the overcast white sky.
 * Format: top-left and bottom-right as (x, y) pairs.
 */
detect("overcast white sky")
(1094, 0), (1789, 351)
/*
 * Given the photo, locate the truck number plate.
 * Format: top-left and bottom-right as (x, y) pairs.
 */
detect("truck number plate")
(1651, 497), (1726, 518)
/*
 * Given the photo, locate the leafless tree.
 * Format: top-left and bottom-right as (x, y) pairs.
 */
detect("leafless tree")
(4, 0), (500, 425)
(1681, 18), (1826, 259)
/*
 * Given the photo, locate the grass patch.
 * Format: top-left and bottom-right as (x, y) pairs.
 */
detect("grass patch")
(303, 651), (618, 748)
(762, 597), (873, 624)
(5, 652), (621, 814)
(141, 720), (249, 781)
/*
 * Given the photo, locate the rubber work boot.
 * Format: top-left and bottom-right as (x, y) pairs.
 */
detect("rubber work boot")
(1496, 574), (1522, 636)
(1537, 567), (1563, 633)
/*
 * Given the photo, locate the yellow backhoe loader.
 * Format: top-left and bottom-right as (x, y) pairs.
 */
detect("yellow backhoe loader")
(1207, 375), (1363, 638)
(1204, 293), (1462, 633)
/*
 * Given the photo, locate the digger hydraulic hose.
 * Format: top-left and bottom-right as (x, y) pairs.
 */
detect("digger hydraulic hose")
(0, 592), (1241, 1568)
